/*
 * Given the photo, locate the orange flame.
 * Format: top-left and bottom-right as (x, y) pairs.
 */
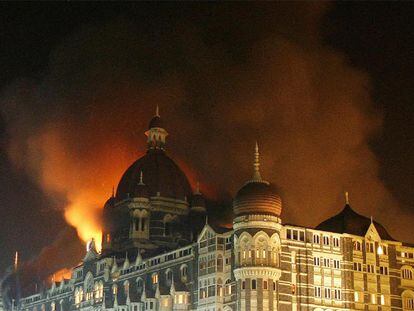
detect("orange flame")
(48, 268), (72, 284)
(25, 124), (138, 252)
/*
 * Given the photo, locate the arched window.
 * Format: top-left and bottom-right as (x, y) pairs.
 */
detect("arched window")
(217, 255), (223, 272)
(137, 278), (144, 296)
(94, 282), (100, 299)
(165, 269), (173, 286)
(124, 281), (130, 297)
(180, 265), (188, 282)
(402, 267), (414, 280)
(225, 279), (232, 295)
(84, 273), (94, 301)
(152, 273), (158, 285)
(217, 278), (223, 297)
(251, 279), (257, 290)
(402, 290), (414, 310)
(112, 284), (118, 296)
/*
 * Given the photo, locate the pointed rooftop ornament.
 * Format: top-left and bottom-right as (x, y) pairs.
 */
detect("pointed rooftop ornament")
(155, 105), (160, 117)
(370, 216), (373, 224)
(14, 251), (18, 271)
(252, 141), (262, 181)
(205, 215), (208, 225)
(345, 191), (349, 205)
(195, 181), (201, 195)
(139, 171), (144, 185)
(112, 186), (115, 198)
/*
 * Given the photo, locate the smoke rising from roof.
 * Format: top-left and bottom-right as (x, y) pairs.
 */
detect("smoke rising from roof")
(1, 3), (413, 287)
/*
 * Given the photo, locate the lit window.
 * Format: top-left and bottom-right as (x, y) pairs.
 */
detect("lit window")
(381, 294), (385, 305)
(404, 297), (414, 309)
(152, 273), (158, 284)
(354, 291), (359, 302)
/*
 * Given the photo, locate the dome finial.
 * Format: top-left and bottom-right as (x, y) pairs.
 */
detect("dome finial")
(155, 105), (160, 117)
(195, 181), (201, 194)
(252, 141), (262, 181)
(345, 191), (349, 205)
(138, 171), (144, 185)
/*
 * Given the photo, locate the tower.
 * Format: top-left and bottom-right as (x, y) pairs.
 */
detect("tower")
(232, 143), (283, 311)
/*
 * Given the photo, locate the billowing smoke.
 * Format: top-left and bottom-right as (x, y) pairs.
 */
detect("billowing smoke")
(1, 3), (413, 288)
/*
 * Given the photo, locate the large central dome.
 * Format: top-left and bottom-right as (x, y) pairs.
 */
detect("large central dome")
(116, 150), (192, 200)
(116, 108), (192, 201)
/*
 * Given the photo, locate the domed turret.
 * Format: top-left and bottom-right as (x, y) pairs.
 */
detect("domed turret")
(316, 192), (393, 240)
(233, 142), (282, 217)
(145, 105), (168, 150)
(116, 107), (192, 201)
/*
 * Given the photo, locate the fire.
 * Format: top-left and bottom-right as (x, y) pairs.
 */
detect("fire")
(48, 268), (72, 284)
(24, 124), (138, 252)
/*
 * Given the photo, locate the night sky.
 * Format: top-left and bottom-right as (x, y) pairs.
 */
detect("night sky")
(0, 3), (414, 282)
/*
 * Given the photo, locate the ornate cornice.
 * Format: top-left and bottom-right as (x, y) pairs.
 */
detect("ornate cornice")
(234, 267), (282, 280)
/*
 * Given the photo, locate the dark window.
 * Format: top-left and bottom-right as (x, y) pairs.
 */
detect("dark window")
(165, 222), (171, 235)
(135, 219), (139, 231)
(141, 218), (146, 231)
(251, 280), (256, 290)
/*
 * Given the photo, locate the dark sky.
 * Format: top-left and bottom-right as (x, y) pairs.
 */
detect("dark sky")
(0, 2), (413, 279)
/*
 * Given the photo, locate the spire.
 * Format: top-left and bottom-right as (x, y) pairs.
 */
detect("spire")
(252, 141), (262, 181)
(345, 191), (349, 205)
(14, 251), (18, 271)
(112, 186), (115, 198)
(139, 171), (144, 185)
(195, 181), (201, 195)
(155, 105), (160, 117)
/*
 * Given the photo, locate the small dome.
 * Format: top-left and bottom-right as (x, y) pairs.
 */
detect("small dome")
(233, 181), (282, 217)
(148, 115), (163, 129)
(233, 142), (282, 217)
(316, 204), (394, 240)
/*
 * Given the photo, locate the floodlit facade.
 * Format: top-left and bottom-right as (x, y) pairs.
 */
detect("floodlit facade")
(15, 110), (414, 311)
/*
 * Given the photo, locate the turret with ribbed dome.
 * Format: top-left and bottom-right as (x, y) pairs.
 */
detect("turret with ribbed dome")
(232, 142), (283, 309)
(103, 108), (195, 255)
(233, 142), (282, 217)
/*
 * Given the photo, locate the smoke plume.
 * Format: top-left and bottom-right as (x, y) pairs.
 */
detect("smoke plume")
(1, 3), (413, 285)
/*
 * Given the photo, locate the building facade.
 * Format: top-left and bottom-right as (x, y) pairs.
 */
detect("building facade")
(15, 111), (414, 311)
